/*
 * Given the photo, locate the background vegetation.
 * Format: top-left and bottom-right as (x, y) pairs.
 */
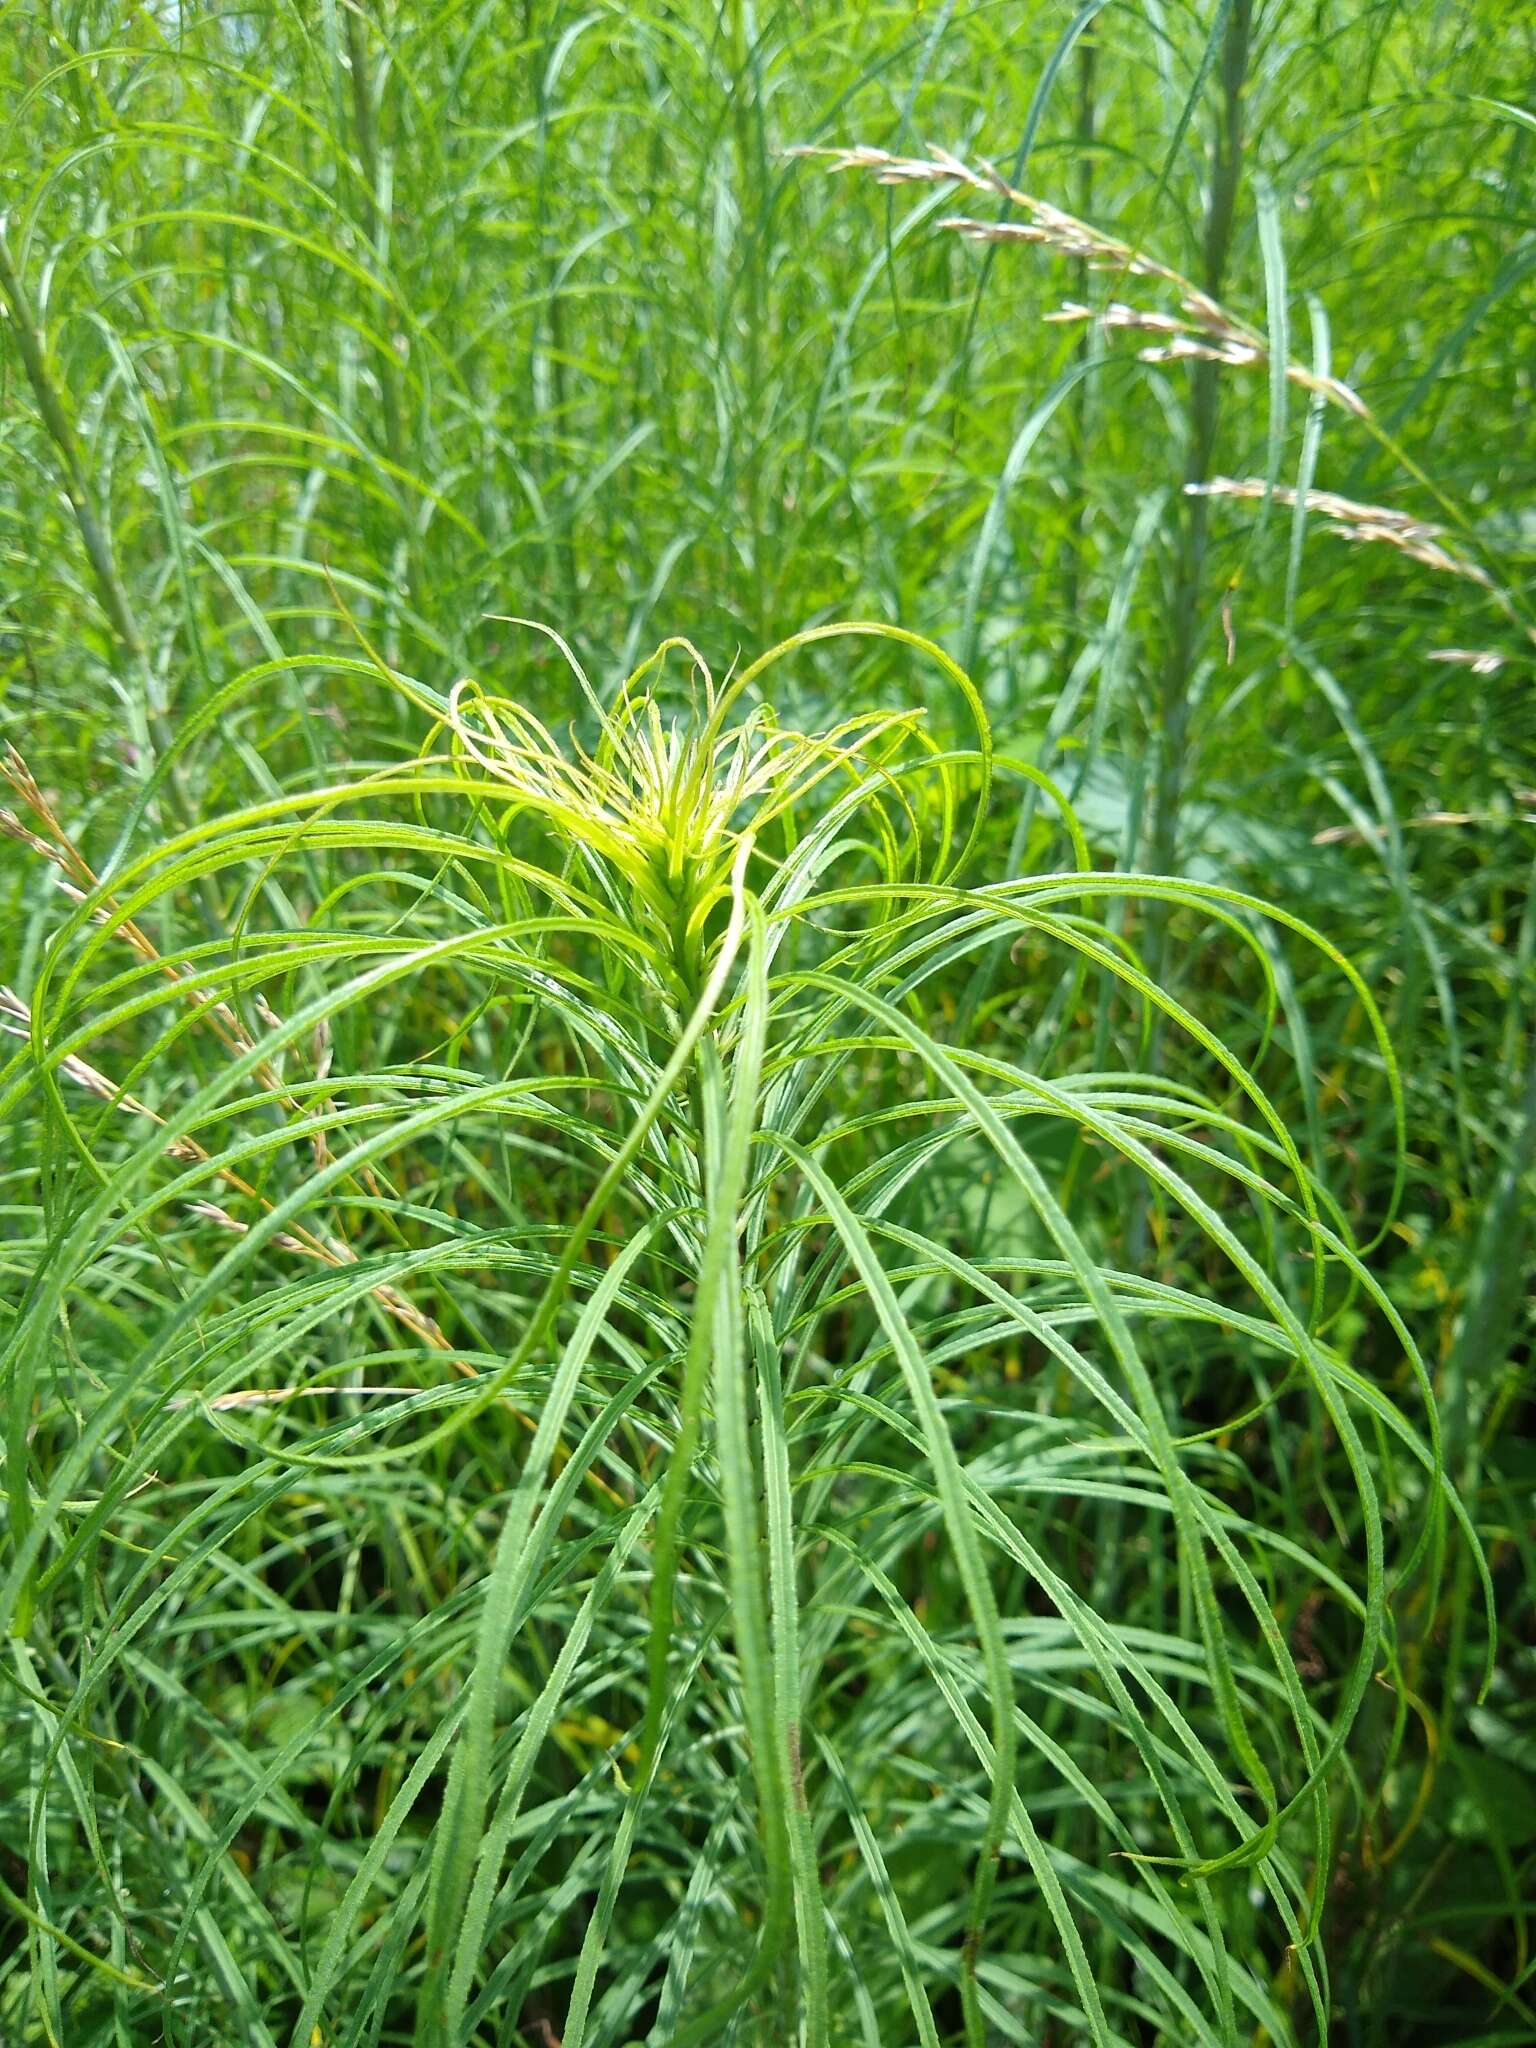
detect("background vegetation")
(1, 2), (1532, 2043)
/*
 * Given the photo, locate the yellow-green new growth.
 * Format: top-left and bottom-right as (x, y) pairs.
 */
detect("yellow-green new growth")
(447, 631), (920, 991)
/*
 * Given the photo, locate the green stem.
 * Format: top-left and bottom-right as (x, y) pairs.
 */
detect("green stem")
(1147, 0), (1254, 905)
(344, 5), (405, 476)
(1439, 1019), (1535, 1726)
(0, 221), (219, 938)
(727, 0), (767, 642)
(563, 901), (793, 2048)
(0, 223), (162, 745)
(1130, 0), (1255, 1283)
(1061, 26), (1098, 638)
(420, 871), (757, 2046)
(633, 916), (794, 2046)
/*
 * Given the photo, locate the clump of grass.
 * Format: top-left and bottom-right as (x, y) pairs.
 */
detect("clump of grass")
(0, 620), (1481, 2046)
(1, 5), (1531, 2043)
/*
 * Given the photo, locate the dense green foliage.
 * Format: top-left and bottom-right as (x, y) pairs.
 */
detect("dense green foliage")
(1, 4), (1532, 2044)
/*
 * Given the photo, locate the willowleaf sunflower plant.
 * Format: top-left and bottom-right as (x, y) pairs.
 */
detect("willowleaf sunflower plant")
(0, 622), (1482, 2048)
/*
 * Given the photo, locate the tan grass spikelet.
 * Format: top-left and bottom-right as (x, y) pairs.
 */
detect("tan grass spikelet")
(796, 143), (1369, 417)
(1186, 478), (1494, 587)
